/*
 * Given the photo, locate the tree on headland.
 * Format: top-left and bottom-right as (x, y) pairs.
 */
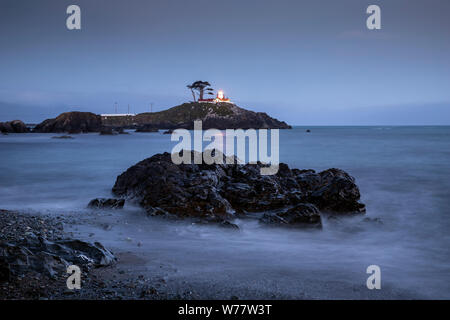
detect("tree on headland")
(186, 81), (214, 102)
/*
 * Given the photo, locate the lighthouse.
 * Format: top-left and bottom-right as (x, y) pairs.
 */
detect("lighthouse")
(198, 90), (232, 104)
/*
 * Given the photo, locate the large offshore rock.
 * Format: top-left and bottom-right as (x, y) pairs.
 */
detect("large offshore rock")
(112, 151), (365, 225)
(33, 112), (102, 133)
(0, 120), (29, 133)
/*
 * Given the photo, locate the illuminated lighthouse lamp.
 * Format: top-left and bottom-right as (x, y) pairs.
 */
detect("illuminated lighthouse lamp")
(198, 90), (232, 104)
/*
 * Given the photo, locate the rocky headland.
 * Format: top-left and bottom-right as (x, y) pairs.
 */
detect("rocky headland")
(129, 102), (291, 130)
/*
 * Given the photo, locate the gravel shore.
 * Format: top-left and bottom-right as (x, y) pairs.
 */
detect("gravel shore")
(0, 210), (179, 300)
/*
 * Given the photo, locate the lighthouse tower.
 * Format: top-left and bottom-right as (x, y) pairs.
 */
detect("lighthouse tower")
(198, 90), (232, 104)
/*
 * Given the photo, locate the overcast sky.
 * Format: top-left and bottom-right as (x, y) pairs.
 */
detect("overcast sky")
(0, 0), (449, 124)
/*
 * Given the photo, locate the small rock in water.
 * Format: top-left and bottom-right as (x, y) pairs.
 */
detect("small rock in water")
(102, 224), (112, 231)
(146, 207), (169, 217)
(88, 198), (125, 209)
(260, 203), (322, 229)
(220, 220), (239, 229)
(99, 127), (117, 135)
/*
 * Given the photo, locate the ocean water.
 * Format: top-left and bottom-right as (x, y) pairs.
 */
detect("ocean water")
(1, 127), (449, 299)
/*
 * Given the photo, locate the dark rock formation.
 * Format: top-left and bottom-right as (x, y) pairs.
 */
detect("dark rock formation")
(192, 216), (240, 230)
(0, 210), (116, 282)
(0, 237), (115, 281)
(112, 151), (365, 228)
(34, 112), (102, 133)
(146, 206), (170, 217)
(99, 127), (117, 135)
(0, 120), (29, 133)
(304, 168), (366, 214)
(88, 198), (125, 209)
(54, 239), (116, 266)
(260, 203), (322, 228)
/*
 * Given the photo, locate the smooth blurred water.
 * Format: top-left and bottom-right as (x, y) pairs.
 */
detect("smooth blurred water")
(1, 127), (449, 298)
